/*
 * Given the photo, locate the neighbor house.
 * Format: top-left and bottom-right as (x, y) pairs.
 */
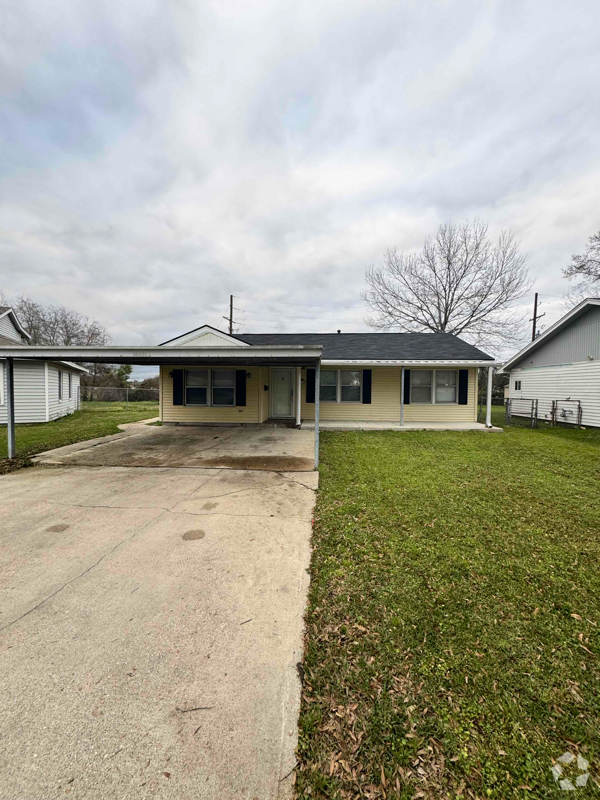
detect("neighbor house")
(502, 297), (600, 427)
(0, 306), (87, 424)
(157, 325), (495, 426)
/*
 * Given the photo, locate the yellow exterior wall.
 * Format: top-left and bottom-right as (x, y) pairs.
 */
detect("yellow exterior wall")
(160, 365), (260, 423)
(159, 365), (478, 424)
(403, 367), (477, 422)
(258, 366), (269, 422)
(300, 366), (478, 422)
(300, 366), (401, 421)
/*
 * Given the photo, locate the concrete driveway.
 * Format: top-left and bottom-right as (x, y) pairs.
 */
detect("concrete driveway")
(34, 424), (315, 471)
(0, 426), (317, 799)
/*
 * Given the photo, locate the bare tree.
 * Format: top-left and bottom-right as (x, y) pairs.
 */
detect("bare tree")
(564, 231), (600, 285)
(363, 220), (531, 349)
(11, 295), (110, 347)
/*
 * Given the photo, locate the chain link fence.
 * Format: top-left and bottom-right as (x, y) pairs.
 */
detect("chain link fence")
(81, 386), (159, 403)
(505, 398), (583, 428)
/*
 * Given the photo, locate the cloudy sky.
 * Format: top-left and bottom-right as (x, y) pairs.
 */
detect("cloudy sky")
(2, 0), (599, 376)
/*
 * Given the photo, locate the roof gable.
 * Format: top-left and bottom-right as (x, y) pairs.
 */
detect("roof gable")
(159, 325), (250, 348)
(0, 307), (31, 342)
(502, 298), (600, 371)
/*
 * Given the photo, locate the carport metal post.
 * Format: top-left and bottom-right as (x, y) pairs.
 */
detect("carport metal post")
(314, 360), (320, 469)
(6, 357), (16, 459)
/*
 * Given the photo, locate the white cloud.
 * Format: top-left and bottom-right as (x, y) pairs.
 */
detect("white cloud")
(1, 0), (599, 356)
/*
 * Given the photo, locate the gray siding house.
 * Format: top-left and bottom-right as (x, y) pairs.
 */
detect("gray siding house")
(0, 307), (87, 424)
(502, 298), (600, 427)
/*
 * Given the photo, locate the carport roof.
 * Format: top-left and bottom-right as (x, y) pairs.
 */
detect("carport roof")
(0, 344), (323, 366)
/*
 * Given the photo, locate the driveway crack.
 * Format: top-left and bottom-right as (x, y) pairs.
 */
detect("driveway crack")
(0, 509), (167, 634)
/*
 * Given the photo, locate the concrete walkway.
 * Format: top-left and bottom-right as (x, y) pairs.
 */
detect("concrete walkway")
(301, 420), (502, 431)
(0, 433), (317, 799)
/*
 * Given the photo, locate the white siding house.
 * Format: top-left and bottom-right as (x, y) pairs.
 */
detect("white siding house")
(502, 298), (600, 427)
(0, 307), (86, 424)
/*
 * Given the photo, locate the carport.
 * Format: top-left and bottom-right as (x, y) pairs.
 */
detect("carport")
(0, 343), (324, 466)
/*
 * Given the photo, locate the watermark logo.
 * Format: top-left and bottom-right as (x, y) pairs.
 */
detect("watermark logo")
(551, 751), (590, 791)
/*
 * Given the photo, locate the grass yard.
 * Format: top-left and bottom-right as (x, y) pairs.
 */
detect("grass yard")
(0, 401), (158, 472)
(297, 411), (600, 798)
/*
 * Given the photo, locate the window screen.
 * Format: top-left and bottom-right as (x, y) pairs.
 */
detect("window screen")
(185, 370), (208, 405)
(319, 370), (337, 402)
(410, 370), (432, 403)
(341, 370), (361, 402)
(212, 370), (235, 406)
(435, 370), (457, 403)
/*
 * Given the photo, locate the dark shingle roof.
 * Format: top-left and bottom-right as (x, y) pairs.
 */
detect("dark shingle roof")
(235, 332), (493, 361)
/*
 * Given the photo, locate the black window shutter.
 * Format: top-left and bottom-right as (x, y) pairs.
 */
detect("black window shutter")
(306, 368), (315, 403)
(235, 370), (247, 406)
(403, 369), (411, 404)
(362, 369), (372, 404)
(458, 369), (469, 405)
(172, 370), (184, 405)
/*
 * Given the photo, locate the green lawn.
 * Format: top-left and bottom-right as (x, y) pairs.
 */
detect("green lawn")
(297, 411), (600, 797)
(0, 401), (158, 472)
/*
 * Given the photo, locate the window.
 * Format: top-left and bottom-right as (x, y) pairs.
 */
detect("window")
(514, 380), (522, 391)
(410, 370), (432, 403)
(435, 370), (457, 403)
(212, 369), (235, 406)
(319, 370), (338, 402)
(319, 369), (363, 403)
(58, 370), (63, 401)
(68, 373), (72, 399)
(185, 369), (208, 405)
(341, 370), (362, 402)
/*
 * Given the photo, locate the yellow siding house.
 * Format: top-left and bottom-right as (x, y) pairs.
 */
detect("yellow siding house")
(157, 326), (493, 427)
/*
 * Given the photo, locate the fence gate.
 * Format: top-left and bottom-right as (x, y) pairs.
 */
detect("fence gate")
(505, 398), (538, 428)
(506, 397), (583, 428)
(551, 399), (583, 427)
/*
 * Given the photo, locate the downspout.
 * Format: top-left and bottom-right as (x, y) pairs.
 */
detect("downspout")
(485, 365), (493, 428)
(314, 360), (320, 469)
(296, 366), (301, 427)
(400, 366), (405, 426)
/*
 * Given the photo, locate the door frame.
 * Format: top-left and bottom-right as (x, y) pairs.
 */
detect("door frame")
(270, 367), (295, 418)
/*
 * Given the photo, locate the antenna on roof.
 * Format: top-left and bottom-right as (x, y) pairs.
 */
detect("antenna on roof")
(337, 329), (341, 334)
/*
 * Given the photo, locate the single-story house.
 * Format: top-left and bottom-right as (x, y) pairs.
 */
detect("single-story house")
(0, 322), (498, 464)
(502, 297), (600, 427)
(0, 307), (87, 425)
(157, 325), (495, 426)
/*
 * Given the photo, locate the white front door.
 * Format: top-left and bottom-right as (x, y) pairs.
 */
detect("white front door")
(271, 368), (294, 418)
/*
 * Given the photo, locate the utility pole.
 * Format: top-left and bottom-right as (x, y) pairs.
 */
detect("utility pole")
(530, 292), (545, 341)
(229, 295), (233, 335)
